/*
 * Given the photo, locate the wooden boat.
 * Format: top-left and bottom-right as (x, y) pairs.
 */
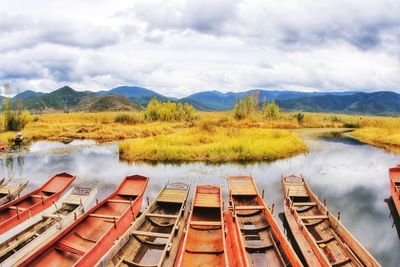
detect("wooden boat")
(226, 176), (302, 267)
(0, 179), (29, 206)
(17, 174), (149, 267)
(0, 173), (75, 234)
(0, 142), (6, 151)
(0, 186), (97, 266)
(97, 182), (190, 267)
(175, 185), (229, 267)
(389, 164), (400, 216)
(282, 175), (381, 267)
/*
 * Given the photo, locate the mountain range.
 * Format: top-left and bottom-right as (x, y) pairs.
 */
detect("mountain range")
(3, 86), (400, 115)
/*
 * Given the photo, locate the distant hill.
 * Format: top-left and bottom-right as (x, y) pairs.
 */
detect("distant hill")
(22, 86), (94, 112)
(98, 86), (171, 107)
(182, 89), (360, 111)
(3, 85), (400, 115)
(277, 91), (400, 115)
(76, 94), (141, 112)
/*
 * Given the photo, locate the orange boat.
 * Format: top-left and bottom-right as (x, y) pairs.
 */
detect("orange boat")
(226, 176), (303, 267)
(389, 164), (400, 216)
(0, 172), (75, 235)
(175, 185), (229, 267)
(282, 175), (380, 267)
(17, 174), (149, 267)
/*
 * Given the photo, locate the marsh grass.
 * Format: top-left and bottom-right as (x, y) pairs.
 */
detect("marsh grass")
(119, 127), (307, 162)
(351, 127), (400, 151)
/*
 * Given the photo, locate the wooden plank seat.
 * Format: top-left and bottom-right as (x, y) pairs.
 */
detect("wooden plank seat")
(54, 240), (86, 255)
(62, 200), (81, 206)
(229, 177), (257, 196)
(189, 221), (222, 226)
(145, 213), (178, 219)
(303, 219), (326, 227)
(185, 248), (224, 254)
(292, 202), (317, 206)
(131, 230), (170, 239)
(300, 215), (329, 220)
(240, 224), (270, 234)
(88, 213), (120, 220)
(107, 199), (132, 204)
(30, 194), (48, 199)
(194, 193), (220, 208)
(234, 205), (264, 211)
(316, 236), (335, 244)
(245, 244), (274, 253)
(157, 189), (187, 203)
(42, 214), (66, 219)
(9, 206), (27, 211)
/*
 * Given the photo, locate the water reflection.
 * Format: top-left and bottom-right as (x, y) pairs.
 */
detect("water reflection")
(0, 133), (399, 266)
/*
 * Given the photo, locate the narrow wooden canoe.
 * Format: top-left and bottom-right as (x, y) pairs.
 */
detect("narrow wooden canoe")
(226, 176), (303, 267)
(17, 174), (149, 267)
(282, 175), (381, 267)
(175, 185), (229, 267)
(0, 179), (28, 206)
(0, 172), (75, 234)
(389, 164), (400, 216)
(97, 182), (190, 267)
(0, 186), (97, 266)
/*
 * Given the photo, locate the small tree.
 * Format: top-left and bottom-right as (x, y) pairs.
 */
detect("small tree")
(233, 95), (256, 120)
(295, 112), (304, 124)
(264, 101), (280, 120)
(2, 83), (30, 131)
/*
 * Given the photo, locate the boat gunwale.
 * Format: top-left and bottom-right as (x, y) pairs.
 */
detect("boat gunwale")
(97, 181), (190, 267)
(282, 175), (381, 267)
(227, 175), (303, 267)
(16, 174), (149, 267)
(175, 184), (229, 267)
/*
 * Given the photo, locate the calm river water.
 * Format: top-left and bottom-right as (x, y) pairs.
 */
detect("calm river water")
(1, 130), (399, 266)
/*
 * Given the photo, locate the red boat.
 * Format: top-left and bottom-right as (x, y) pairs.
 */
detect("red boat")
(390, 164), (400, 215)
(17, 174), (149, 267)
(175, 185), (229, 267)
(0, 172), (76, 234)
(226, 176), (302, 267)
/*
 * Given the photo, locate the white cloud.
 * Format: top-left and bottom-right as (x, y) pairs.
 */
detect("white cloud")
(0, 0), (399, 96)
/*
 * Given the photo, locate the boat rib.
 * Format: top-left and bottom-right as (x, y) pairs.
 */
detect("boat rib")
(225, 175), (303, 267)
(16, 174), (149, 267)
(96, 182), (190, 267)
(175, 184), (229, 267)
(282, 175), (381, 267)
(0, 173), (75, 235)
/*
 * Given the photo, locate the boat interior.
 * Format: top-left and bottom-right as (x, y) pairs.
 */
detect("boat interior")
(111, 183), (189, 267)
(180, 185), (226, 267)
(27, 176), (147, 267)
(284, 175), (368, 267)
(229, 176), (289, 267)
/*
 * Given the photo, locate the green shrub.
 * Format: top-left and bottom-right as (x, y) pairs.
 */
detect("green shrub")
(295, 112), (305, 124)
(264, 101), (280, 120)
(144, 98), (196, 122)
(114, 113), (143, 124)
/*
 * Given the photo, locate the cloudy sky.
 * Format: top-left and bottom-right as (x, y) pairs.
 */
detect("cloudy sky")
(0, 0), (399, 97)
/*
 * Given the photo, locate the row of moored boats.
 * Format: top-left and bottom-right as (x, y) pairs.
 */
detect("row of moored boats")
(0, 165), (398, 267)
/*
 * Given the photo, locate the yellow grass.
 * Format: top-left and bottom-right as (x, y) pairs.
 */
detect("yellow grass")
(0, 111), (399, 160)
(119, 128), (307, 162)
(351, 127), (400, 152)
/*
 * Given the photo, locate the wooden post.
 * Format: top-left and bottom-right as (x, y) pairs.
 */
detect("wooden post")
(323, 199), (326, 207)
(262, 189), (265, 199)
(271, 203), (275, 215)
(113, 217), (117, 229)
(337, 212), (341, 221)
(41, 195), (45, 205)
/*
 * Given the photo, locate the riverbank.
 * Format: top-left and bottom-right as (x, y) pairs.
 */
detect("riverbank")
(0, 111), (399, 161)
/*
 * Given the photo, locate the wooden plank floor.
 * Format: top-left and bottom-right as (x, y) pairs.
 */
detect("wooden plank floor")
(228, 176), (257, 195)
(194, 193), (220, 208)
(157, 189), (187, 203)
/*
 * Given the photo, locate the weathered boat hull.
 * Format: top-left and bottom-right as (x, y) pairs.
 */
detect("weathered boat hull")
(0, 173), (75, 234)
(17, 174), (149, 267)
(389, 164), (400, 216)
(0, 186), (97, 266)
(282, 175), (381, 267)
(0, 180), (28, 206)
(226, 176), (302, 267)
(175, 185), (229, 267)
(97, 182), (190, 267)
